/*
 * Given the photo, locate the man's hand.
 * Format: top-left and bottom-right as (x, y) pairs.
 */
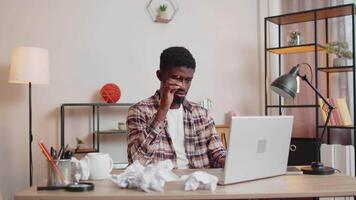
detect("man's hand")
(156, 78), (182, 121)
(218, 157), (225, 168)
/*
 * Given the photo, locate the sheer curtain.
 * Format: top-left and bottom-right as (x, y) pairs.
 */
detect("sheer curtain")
(275, 0), (355, 144)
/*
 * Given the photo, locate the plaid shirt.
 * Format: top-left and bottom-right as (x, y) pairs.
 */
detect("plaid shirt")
(126, 91), (226, 168)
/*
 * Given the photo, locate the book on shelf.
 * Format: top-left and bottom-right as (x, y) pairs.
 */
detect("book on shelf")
(336, 98), (353, 126)
(319, 97), (353, 126)
(319, 98), (328, 124)
(319, 98), (337, 126)
(329, 98), (343, 126)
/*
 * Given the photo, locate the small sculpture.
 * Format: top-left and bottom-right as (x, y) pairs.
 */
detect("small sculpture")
(288, 30), (303, 46)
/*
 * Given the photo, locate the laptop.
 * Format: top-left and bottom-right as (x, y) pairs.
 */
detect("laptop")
(219, 116), (294, 185)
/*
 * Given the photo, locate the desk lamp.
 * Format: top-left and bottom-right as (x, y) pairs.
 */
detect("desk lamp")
(271, 63), (335, 175)
(8, 47), (50, 185)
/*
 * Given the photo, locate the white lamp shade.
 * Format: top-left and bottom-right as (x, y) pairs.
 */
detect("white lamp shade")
(8, 46), (50, 84)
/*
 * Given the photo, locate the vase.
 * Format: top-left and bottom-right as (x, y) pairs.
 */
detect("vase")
(288, 35), (303, 46)
(156, 12), (168, 20)
(333, 57), (347, 67)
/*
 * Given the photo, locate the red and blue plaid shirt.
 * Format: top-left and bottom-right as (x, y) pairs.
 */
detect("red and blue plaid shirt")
(126, 91), (226, 168)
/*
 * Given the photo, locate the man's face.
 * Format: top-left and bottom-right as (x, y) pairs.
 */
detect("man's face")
(157, 66), (195, 104)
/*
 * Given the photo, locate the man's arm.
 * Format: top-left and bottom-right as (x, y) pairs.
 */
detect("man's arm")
(127, 78), (182, 165)
(126, 106), (166, 165)
(206, 115), (226, 168)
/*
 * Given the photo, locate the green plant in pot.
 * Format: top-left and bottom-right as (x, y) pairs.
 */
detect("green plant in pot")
(326, 41), (353, 67)
(76, 137), (85, 150)
(156, 3), (168, 20)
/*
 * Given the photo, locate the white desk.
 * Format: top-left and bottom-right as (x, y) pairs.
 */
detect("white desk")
(15, 169), (356, 200)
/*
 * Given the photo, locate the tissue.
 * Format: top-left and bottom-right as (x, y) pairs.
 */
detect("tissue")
(111, 160), (179, 192)
(181, 171), (219, 191)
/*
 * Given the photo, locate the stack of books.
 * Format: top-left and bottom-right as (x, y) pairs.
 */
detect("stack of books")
(319, 97), (353, 126)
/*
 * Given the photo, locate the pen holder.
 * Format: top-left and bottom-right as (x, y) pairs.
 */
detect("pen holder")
(47, 159), (72, 186)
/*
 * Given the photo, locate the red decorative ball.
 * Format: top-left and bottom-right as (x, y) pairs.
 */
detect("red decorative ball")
(100, 83), (121, 103)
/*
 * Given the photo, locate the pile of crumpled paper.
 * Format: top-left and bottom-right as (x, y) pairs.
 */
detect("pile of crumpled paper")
(111, 160), (219, 192)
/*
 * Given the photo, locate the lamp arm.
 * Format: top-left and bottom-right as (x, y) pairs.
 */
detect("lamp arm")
(298, 74), (335, 162)
(315, 106), (334, 162)
(298, 75), (334, 109)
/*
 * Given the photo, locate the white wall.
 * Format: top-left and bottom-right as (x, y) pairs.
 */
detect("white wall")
(0, 0), (261, 199)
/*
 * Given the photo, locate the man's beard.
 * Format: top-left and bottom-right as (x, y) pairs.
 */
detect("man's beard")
(172, 96), (185, 105)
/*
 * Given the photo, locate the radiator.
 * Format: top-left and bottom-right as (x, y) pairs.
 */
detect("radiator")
(320, 144), (355, 200)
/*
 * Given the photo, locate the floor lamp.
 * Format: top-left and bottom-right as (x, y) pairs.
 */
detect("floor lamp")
(8, 47), (50, 186)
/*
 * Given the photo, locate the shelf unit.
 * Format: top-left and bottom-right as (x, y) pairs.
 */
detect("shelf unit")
(264, 4), (355, 171)
(60, 103), (133, 153)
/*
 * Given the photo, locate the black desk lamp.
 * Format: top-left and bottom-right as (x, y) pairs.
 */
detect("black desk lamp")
(271, 63), (335, 175)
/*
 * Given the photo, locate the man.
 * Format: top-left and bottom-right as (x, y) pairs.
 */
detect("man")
(126, 46), (226, 169)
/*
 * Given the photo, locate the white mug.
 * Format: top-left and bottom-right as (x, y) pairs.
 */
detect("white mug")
(83, 153), (113, 180)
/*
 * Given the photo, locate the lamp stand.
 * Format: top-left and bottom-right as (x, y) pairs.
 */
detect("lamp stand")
(298, 75), (335, 175)
(301, 103), (335, 175)
(29, 82), (33, 186)
(301, 163), (335, 175)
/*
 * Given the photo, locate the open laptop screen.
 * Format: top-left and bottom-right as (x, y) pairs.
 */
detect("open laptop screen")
(221, 116), (293, 185)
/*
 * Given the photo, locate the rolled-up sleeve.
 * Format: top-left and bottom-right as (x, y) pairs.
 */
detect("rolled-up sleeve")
(206, 114), (226, 168)
(126, 105), (166, 165)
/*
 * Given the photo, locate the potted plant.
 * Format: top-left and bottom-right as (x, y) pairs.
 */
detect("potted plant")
(76, 137), (85, 150)
(156, 3), (168, 20)
(326, 41), (353, 66)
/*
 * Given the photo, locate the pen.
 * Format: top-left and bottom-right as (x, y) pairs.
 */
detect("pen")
(50, 147), (54, 159)
(56, 147), (63, 165)
(62, 144), (70, 159)
(63, 144), (69, 153)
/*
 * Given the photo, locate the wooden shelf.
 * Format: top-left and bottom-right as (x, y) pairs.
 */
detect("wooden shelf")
(267, 44), (325, 54)
(62, 103), (133, 107)
(154, 18), (171, 23)
(74, 148), (97, 153)
(318, 125), (354, 129)
(318, 66), (354, 73)
(94, 129), (127, 134)
(267, 104), (319, 108)
(266, 4), (355, 25)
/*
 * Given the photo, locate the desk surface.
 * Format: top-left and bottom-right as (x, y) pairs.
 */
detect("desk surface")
(15, 169), (356, 200)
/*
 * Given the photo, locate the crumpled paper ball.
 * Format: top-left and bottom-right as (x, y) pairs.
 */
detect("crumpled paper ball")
(181, 171), (219, 191)
(111, 160), (179, 192)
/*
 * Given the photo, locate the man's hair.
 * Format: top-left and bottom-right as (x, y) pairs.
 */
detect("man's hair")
(160, 46), (196, 70)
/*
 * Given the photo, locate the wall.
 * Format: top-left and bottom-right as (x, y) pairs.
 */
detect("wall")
(0, 0), (261, 199)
